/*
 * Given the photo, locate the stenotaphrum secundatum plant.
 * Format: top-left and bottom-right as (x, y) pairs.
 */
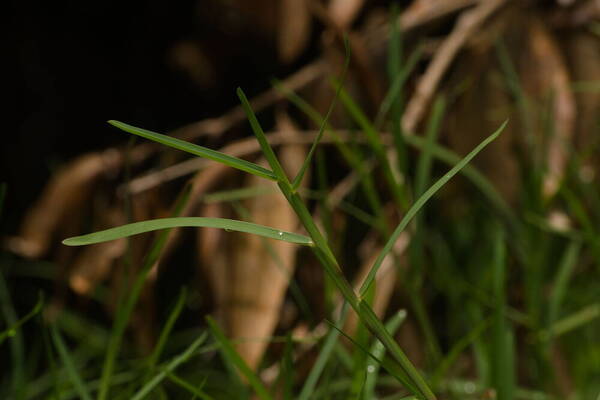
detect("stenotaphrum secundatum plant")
(63, 80), (506, 399)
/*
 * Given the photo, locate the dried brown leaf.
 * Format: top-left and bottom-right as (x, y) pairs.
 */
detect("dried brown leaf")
(278, 0), (312, 63)
(328, 0), (365, 29)
(8, 150), (121, 258)
(197, 111), (306, 370)
(69, 239), (127, 295)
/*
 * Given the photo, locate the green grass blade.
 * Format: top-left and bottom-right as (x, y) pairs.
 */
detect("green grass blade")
(386, 3), (407, 175)
(291, 38), (350, 190)
(338, 86), (407, 209)
(50, 325), (93, 400)
(409, 96), (446, 367)
(147, 287), (188, 369)
(403, 134), (515, 224)
(298, 304), (349, 400)
(131, 331), (208, 400)
(358, 300), (435, 400)
(167, 373), (214, 400)
(108, 120), (277, 181)
(490, 227), (515, 400)
(273, 81), (388, 231)
(63, 217), (313, 247)
(276, 333), (294, 400)
(0, 268), (26, 399)
(202, 185), (277, 204)
(431, 317), (492, 388)
(206, 316), (273, 400)
(414, 97), (445, 197)
(0, 292), (44, 346)
(96, 186), (190, 400)
(547, 241), (580, 331)
(364, 310), (408, 399)
(326, 313), (419, 397)
(495, 40), (535, 151)
(360, 120), (508, 298)
(538, 303), (600, 341)
(237, 88), (289, 184)
(376, 44), (424, 129)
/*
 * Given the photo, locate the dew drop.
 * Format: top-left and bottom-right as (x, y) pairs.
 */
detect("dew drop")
(278, 231), (283, 237)
(367, 365), (375, 373)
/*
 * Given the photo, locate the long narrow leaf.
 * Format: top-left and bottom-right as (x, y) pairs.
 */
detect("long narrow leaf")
(97, 185), (190, 400)
(237, 88), (289, 184)
(147, 287), (188, 369)
(548, 241), (580, 331)
(358, 300), (435, 400)
(108, 120), (277, 181)
(206, 316), (273, 400)
(63, 217), (313, 246)
(490, 228), (515, 400)
(297, 304), (349, 400)
(363, 310), (407, 399)
(0, 292), (44, 346)
(50, 325), (93, 400)
(338, 86), (407, 209)
(131, 332), (208, 400)
(359, 120), (508, 298)
(291, 38), (350, 190)
(167, 373), (214, 400)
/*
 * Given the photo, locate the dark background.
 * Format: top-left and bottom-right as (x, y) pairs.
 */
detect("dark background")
(5, 0), (314, 232)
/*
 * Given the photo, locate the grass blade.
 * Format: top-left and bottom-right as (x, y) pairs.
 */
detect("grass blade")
(325, 314), (419, 397)
(0, 268), (26, 399)
(547, 241), (580, 332)
(358, 300), (434, 400)
(403, 134), (515, 224)
(50, 324), (93, 400)
(291, 38), (350, 190)
(237, 88), (289, 184)
(363, 310), (408, 399)
(338, 86), (407, 209)
(359, 120), (508, 298)
(131, 331), (208, 400)
(276, 333), (294, 400)
(376, 45), (423, 129)
(408, 96), (446, 366)
(414, 96), (445, 198)
(96, 186), (190, 400)
(206, 316), (273, 400)
(0, 292), (44, 346)
(538, 303), (600, 341)
(431, 317), (492, 388)
(167, 373), (214, 400)
(297, 304), (349, 400)
(490, 227), (515, 400)
(147, 287), (188, 369)
(63, 217), (313, 246)
(108, 120), (277, 181)
(273, 82), (388, 231)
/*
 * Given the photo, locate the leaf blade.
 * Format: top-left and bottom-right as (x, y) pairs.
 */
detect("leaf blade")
(108, 120), (277, 181)
(359, 120), (508, 298)
(63, 217), (313, 246)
